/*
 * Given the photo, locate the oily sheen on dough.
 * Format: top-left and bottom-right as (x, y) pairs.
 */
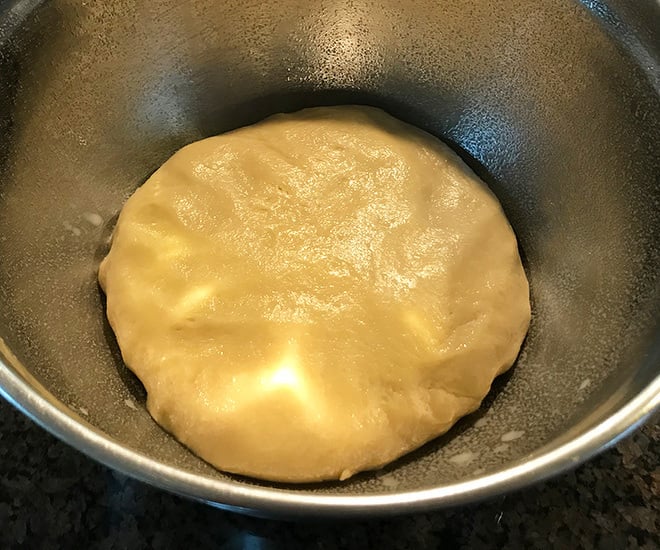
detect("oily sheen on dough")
(99, 106), (530, 483)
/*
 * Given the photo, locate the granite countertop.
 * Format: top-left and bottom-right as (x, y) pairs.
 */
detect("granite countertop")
(0, 399), (657, 549)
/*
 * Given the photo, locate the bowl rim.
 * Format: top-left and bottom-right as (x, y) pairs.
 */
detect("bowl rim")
(0, 350), (658, 517)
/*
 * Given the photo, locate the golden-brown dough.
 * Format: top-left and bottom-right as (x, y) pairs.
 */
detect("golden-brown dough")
(99, 106), (530, 482)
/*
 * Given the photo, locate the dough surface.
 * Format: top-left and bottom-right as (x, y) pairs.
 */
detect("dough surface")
(99, 106), (530, 482)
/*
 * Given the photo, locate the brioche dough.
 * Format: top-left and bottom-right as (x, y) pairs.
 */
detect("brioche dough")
(99, 106), (530, 482)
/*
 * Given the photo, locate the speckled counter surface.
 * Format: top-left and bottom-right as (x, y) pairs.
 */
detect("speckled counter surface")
(0, 399), (657, 549)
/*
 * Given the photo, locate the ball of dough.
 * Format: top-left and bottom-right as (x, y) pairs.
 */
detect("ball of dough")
(99, 106), (530, 482)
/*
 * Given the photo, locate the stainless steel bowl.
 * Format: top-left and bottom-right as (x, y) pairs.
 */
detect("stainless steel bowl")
(0, 0), (658, 517)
